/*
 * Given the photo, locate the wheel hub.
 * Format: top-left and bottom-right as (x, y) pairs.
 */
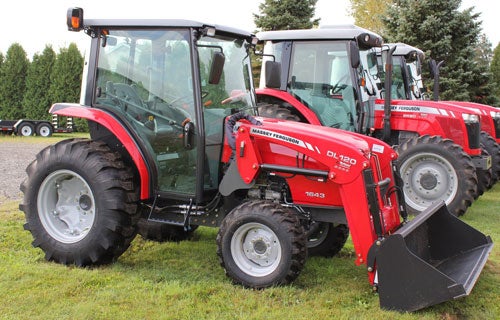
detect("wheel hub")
(400, 152), (458, 211)
(231, 222), (282, 276)
(37, 170), (96, 243)
(419, 172), (438, 190)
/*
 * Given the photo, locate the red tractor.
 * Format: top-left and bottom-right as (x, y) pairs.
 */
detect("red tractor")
(19, 8), (492, 312)
(385, 42), (500, 185)
(255, 26), (491, 216)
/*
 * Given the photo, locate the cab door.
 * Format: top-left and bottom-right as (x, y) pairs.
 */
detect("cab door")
(94, 28), (200, 198)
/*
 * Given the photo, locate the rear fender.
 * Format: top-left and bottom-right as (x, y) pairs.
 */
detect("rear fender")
(50, 103), (150, 199)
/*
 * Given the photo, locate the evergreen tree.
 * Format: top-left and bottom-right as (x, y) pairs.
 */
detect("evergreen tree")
(49, 43), (84, 130)
(383, 0), (492, 102)
(23, 45), (56, 120)
(253, 0), (320, 31)
(470, 35), (497, 105)
(0, 43), (29, 119)
(491, 43), (500, 103)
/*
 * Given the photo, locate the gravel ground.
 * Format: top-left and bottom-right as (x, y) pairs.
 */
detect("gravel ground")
(0, 141), (52, 205)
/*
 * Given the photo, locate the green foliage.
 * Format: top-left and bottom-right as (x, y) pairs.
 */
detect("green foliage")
(48, 43), (87, 132)
(48, 43), (83, 105)
(349, 0), (391, 35)
(22, 46), (56, 120)
(383, 0), (495, 103)
(253, 0), (320, 31)
(0, 43), (29, 119)
(491, 43), (500, 102)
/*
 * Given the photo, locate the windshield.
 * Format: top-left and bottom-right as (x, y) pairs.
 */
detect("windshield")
(263, 40), (357, 131)
(289, 41), (357, 131)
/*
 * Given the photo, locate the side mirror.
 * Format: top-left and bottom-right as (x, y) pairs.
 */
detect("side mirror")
(265, 61), (281, 88)
(209, 52), (225, 84)
(350, 41), (360, 69)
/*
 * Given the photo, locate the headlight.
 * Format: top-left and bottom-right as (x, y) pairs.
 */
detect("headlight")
(462, 113), (479, 124)
(489, 111), (500, 120)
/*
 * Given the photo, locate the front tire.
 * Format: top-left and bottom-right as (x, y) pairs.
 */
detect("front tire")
(20, 139), (140, 266)
(396, 135), (477, 216)
(216, 201), (307, 288)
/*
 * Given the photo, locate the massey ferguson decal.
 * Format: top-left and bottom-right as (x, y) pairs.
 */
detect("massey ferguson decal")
(250, 127), (321, 153)
(374, 104), (449, 116)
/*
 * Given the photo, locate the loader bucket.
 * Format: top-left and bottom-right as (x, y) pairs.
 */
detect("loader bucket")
(373, 201), (493, 312)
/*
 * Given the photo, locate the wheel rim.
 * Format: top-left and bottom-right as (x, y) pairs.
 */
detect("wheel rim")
(38, 125), (51, 137)
(37, 169), (96, 243)
(230, 222), (282, 277)
(400, 152), (458, 211)
(307, 222), (329, 248)
(20, 125), (33, 136)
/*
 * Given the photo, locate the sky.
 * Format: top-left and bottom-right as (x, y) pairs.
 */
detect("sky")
(0, 0), (498, 60)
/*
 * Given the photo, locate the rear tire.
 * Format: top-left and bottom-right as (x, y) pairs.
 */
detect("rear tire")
(480, 131), (500, 187)
(307, 223), (349, 257)
(20, 139), (140, 266)
(257, 103), (301, 121)
(396, 135), (477, 216)
(475, 147), (492, 198)
(216, 201), (307, 288)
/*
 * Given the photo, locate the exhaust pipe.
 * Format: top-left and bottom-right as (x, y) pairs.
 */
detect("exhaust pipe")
(370, 201), (493, 311)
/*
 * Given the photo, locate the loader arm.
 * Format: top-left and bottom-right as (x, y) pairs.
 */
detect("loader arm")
(221, 115), (402, 269)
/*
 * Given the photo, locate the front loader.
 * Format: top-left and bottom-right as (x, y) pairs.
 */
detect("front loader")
(255, 25), (491, 216)
(19, 8), (493, 312)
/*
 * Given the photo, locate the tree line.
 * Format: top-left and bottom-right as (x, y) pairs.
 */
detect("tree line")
(1, 0), (499, 133)
(0, 42), (85, 129)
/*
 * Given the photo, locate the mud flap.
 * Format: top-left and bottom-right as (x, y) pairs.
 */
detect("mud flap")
(371, 201), (493, 312)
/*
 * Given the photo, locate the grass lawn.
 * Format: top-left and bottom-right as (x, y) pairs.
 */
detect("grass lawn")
(0, 134), (498, 319)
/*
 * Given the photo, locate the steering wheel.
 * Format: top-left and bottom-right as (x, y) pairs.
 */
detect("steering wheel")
(330, 74), (350, 95)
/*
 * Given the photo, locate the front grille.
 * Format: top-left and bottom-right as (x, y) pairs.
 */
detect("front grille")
(466, 122), (481, 149)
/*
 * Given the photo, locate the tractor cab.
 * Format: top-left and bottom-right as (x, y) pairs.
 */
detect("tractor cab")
(257, 25), (382, 134)
(66, 8), (258, 202)
(372, 43), (426, 100)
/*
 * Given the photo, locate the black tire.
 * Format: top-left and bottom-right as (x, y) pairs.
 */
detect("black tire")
(396, 135), (477, 216)
(19, 139), (140, 266)
(216, 201), (307, 288)
(480, 131), (500, 187)
(257, 103), (301, 121)
(137, 218), (198, 242)
(18, 122), (34, 136)
(475, 147), (492, 199)
(36, 123), (53, 137)
(307, 223), (349, 257)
